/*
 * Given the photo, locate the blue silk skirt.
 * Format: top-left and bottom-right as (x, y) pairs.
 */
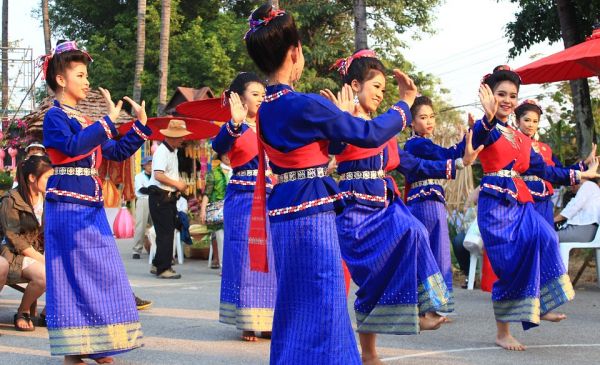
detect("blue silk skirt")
(478, 194), (574, 330)
(534, 199), (555, 227)
(269, 211), (360, 365)
(408, 199), (455, 312)
(219, 190), (277, 332)
(336, 199), (450, 335)
(45, 201), (142, 357)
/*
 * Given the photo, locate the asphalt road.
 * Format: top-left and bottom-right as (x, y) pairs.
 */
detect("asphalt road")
(1, 238), (599, 364)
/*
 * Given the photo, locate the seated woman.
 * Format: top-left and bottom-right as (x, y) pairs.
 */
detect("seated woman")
(0, 155), (53, 331)
(554, 177), (600, 243)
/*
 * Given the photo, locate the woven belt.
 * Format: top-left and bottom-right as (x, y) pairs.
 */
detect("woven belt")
(411, 179), (444, 188)
(340, 170), (385, 181)
(54, 167), (99, 177)
(521, 175), (543, 182)
(234, 169), (258, 177)
(484, 170), (521, 178)
(278, 167), (328, 183)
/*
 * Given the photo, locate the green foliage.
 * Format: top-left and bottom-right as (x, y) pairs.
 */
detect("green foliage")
(503, 0), (600, 58)
(48, 0), (448, 119)
(0, 170), (13, 189)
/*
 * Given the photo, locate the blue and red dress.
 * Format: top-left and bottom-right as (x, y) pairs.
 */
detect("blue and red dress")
(335, 138), (453, 334)
(403, 134), (465, 312)
(257, 84), (410, 365)
(43, 100), (151, 357)
(522, 140), (584, 225)
(212, 121), (277, 333)
(472, 117), (575, 329)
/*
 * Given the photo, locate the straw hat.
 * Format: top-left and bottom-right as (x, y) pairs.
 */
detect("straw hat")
(160, 119), (193, 138)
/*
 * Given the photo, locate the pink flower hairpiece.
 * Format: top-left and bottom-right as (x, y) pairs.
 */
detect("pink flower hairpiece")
(38, 40), (93, 80)
(331, 49), (378, 77)
(244, 7), (286, 40)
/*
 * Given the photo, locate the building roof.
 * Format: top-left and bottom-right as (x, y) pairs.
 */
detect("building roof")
(23, 89), (134, 140)
(164, 86), (214, 115)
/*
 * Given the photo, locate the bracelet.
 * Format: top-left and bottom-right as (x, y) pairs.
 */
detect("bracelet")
(455, 158), (465, 170)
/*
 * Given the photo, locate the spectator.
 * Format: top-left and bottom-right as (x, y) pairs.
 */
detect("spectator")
(148, 120), (190, 279)
(555, 177), (600, 243)
(0, 155), (53, 331)
(132, 156), (153, 259)
(451, 187), (480, 288)
(200, 153), (231, 269)
(25, 142), (46, 157)
(0, 256), (8, 291)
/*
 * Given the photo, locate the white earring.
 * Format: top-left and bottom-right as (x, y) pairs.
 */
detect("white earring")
(353, 94), (359, 105)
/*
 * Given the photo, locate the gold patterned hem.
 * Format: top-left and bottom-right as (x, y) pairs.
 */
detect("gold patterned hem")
(540, 274), (575, 314)
(418, 273), (451, 314)
(49, 321), (142, 356)
(219, 302), (274, 332)
(493, 297), (540, 324)
(356, 304), (419, 334)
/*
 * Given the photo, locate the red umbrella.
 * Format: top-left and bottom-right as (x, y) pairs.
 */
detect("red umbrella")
(175, 97), (232, 122)
(118, 116), (220, 141)
(515, 27), (600, 84)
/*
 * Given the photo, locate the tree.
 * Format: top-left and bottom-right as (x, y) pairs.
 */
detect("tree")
(133, 0), (146, 103)
(353, 0), (368, 50)
(157, 0), (171, 116)
(504, 0), (600, 158)
(2, 0), (8, 111)
(42, 0), (51, 54)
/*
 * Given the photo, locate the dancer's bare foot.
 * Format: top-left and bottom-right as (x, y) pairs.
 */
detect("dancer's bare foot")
(64, 355), (86, 365)
(92, 357), (114, 364)
(495, 333), (526, 351)
(361, 353), (384, 365)
(541, 312), (567, 322)
(425, 311), (451, 323)
(241, 330), (258, 342)
(419, 314), (445, 330)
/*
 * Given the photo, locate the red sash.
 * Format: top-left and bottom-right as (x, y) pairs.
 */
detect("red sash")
(228, 129), (259, 168)
(47, 146), (101, 166)
(336, 143), (385, 163)
(479, 129), (533, 203)
(248, 116), (330, 272)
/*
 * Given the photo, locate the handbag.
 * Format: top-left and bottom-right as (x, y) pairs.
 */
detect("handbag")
(205, 200), (224, 225)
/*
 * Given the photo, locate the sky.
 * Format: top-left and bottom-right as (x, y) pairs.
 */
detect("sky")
(6, 0), (566, 121)
(401, 0), (565, 120)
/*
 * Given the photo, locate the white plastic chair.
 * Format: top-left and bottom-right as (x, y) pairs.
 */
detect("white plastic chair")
(207, 229), (224, 268)
(147, 227), (184, 265)
(463, 219), (484, 290)
(559, 227), (600, 288)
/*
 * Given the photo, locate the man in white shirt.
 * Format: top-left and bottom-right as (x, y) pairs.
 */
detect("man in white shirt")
(554, 177), (600, 242)
(148, 120), (190, 279)
(132, 156), (153, 259)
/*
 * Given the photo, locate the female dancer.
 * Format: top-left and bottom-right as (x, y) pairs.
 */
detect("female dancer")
(404, 95), (467, 314)
(472, 65), (599, 351)
(212, 72), (277, 342)
(321, 50), (482, 364)
(514, 99), (596, 225)
(245, 4), (417, 364)
(42, 40), (151, 364)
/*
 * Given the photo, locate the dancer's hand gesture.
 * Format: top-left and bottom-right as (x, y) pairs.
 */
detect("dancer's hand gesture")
(123, 97), (147, 125)
(393, 69), (417, 107)
(581, 156), (600, 180)
(467, 112), (476, 128)
(229, 92), (248, 127)
(583, 143), (598, 167)
(320, 84), (355, 113)
(479, 83), (497, 122)
(462, 129), (484, 166)
(99, 87), (123, 123)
